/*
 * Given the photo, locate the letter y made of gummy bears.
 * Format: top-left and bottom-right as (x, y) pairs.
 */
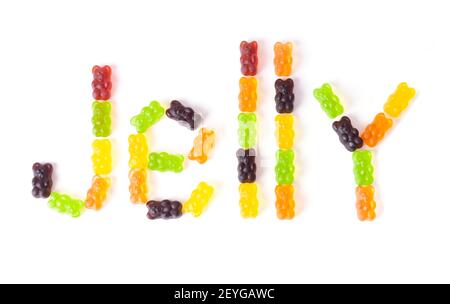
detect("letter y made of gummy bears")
(313, 82), (416, 221)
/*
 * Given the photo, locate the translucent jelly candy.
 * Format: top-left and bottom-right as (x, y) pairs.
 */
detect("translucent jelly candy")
(48, 192), (84, 218)
(129, 168), (147, 203)
(236, 148), (256, 183)
(129, 134), (148, 169)
(275, 149), (295, 185)
(188, 128), (216, 164)
(240, 41), (258, 76)
(332, 116), (363, 152)
(239, 183), (259, 218)
(313, 83), (344, 119)
(356, 185), (376, 221)
(384, 82), (416, 118)
(146, 200), (182, 220)
(85, 175), (110, 210)
(275, 184), (295, 220)
(275, 78), (295, 114)
(32, 163), (53, 198)
(131, 101), (165, 133)
(92, 65), (112, 101)
(92, 139), (112, 175)
(361, 113), (393, 148)
(183, 182), (214, 217)
(238, 113), (257, 149)
(352, 150), (374, 186)
(148, 152), (184, 173)
(92, 101), (112, 137)
(239, 77), (258, 112)
(274, 42), (293, 77)
(166, 100), (201, 131)
(275, 114), (294, 149)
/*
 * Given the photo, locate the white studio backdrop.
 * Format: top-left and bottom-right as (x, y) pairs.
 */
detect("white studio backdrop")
(0, 0), (449, 283)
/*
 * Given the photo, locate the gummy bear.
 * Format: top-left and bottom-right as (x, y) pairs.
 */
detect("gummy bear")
(48, 192), (84, 218)
(239, 183), (259, 218)
(332, 116), (363, 152)
(85, 175), (110, 210)
(275, 184), (295, 220)
(166, 100), (201, 131)
(238, 113), (257, 149)
(356, 185), (377, 221)
(129, 134), (148, 169)
(352, 150), (374, 186)
(275, 149), (295, 185)
(275, 114), (295, 150)
(240, 41), (258, 76)
(361, 113), (393, 148)
(275, 78), (295, 114)
(313, 83), (344, 119)
(274, 42), (293, 77)
(131, 101), (165, 133)
(32, 162), (53, 198)
(92, 101), (112, 137)
(183, 182), (214, 217)
(384, 82), (416, 118)
(92, 65), (112, 101)
(146, 200), (182, 220)
(188, 128), (216, 164)
(148, 152), (184, 173)
(239, 77), (258, 112)
(129, 168), (148, 203)
(236, 148), (257, 183)
(92, 139), (112, 175)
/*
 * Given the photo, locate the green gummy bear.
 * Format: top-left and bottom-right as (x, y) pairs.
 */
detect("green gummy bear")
(148, 152), (184, 173)
(352, 150), (374, 186)
(131, 101), (165, 133)
(92, 101), (112, 137)
(275, 149), (295, 185)
(238, 113), (257, 149)
(313, 83), (344, 119)
(48, 192), (84, 218)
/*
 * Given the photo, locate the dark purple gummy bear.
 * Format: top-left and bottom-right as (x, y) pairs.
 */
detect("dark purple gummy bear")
(236, 148), (257, 183)
(166, 100), (201, 130)
(32, 162), (53, 198)
(146, 200), (182, 220)
(275, 78), (295, 113)
(332, 116), (363, 152)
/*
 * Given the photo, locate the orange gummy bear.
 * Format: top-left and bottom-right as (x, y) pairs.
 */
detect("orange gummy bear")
(361, 113), (393, 147)
(274, 42), (293, 77)
(188, 128), (216, 164)
(129, 168), (147, 203)
(275, 184), (295, 220)
(238, 77), (257, 112)
(85, 175), (110, 210)
(356, 185), (376, 221)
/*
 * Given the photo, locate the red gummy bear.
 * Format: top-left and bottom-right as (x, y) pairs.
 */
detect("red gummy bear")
(92, 65), (112, 100)
(240, 41), (258, 76)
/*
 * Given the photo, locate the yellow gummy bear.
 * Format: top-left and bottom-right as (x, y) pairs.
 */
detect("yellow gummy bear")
(239, 183), (259, 218)
(129, 134), (148, 169)
(383, 82), (416, 118)
(275, 114), (295, 149)
(183, 182), (214, 217)
(92, 139), (112, 175)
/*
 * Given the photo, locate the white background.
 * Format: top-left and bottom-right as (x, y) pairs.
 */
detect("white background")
(0, 0), (449, 284)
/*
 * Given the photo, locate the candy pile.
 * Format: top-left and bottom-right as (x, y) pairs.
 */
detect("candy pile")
(129, 99), (216, 220)
(238, 41), (260, 218)
(274, 42), (296, 220)
(314, 82), (415, 221)
(32, 65), (114, 217)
